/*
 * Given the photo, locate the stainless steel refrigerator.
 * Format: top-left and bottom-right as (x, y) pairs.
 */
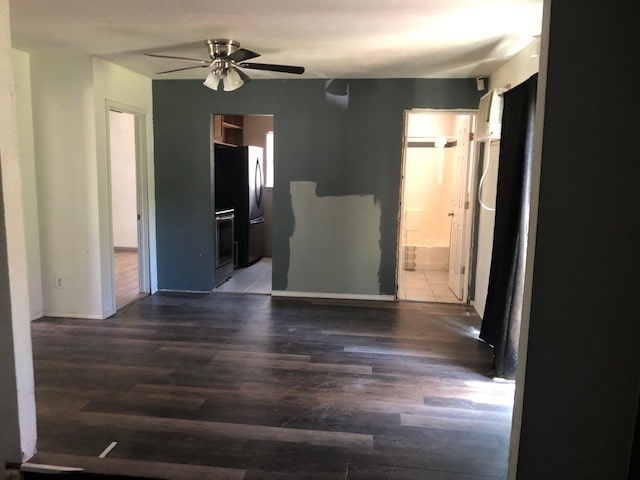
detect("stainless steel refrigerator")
(214, 145), (264, 267)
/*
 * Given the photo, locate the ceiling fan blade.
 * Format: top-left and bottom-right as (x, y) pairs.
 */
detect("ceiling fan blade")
(238, 62), (305, 75)
(156, 64), (210, 74)
(234, 67), (252, 83)
(227, 48), (260, 63)
(146, 53), (209, 64)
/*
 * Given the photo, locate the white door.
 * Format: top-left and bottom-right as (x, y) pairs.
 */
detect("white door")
(448, 116), (472, 299)
(396, 111), (409, 298)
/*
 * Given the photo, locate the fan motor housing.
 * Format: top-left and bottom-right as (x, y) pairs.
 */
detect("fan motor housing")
(206, 39), (240, 59)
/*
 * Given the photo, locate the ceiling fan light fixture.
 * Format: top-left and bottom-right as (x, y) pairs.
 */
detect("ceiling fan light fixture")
(149, 39), (304, 92)
(203, 71), (222, 90)
(222, 68), (244, 91)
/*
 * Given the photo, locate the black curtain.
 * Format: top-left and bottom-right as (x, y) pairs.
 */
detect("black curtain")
(480, 74), (538, 379)
(629, 394), (640, 479)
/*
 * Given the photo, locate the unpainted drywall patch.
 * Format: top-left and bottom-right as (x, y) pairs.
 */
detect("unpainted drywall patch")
(288, 181), (381, 295)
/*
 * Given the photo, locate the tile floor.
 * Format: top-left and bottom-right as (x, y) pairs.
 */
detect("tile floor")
(214, 256), (272, 294)
(215, 259), (460, 304)
(397, 268), (463, 304)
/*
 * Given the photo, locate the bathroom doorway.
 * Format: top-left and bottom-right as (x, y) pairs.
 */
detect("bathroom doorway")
(396, 110), (477, 303)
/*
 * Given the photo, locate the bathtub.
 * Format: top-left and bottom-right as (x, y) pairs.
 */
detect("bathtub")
(403, 241), (449, 271)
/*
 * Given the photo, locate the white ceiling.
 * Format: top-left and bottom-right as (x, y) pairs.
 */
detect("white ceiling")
(9, 0), (543, 80)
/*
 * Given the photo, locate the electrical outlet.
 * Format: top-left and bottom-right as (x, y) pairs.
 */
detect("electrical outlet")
(56, 277), (63, 289)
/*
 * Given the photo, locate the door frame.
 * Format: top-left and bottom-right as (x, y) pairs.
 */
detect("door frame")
(396, 108), (478, 303)
(105, 101), (152, 307)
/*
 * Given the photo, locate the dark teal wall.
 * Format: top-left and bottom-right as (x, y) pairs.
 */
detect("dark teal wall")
(515, 0), (640, 477)
(153, 78), (481, 292)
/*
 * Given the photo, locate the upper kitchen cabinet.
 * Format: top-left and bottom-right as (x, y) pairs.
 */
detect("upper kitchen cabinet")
(213, 114), (243, 147)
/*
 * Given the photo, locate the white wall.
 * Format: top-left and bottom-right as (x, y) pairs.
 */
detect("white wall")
(11, 49), (42, 320)
(109, 110), (138, 249)
(473, 40), (540, 317)
(30, 54), (105, 318)
(30, 55), (154, 318)
(490, 38), (540, 91)
(0, 0), (37, 464)
(473, 141), (500, 316)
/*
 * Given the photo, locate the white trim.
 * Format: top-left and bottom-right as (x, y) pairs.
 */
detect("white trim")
(132, 110), (152, 295)
(21, 463), (83, 473)
(105, 100), (155, 315)
(30, 310), (44, 321)
(42, 310), (115, 320)
(271, 290), (395, 302)
(98, 441), (118, 458)
(158, 289), (211, 294)
(407, 108), (479, 115)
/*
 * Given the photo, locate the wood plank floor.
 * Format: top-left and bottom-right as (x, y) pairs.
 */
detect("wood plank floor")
(114, 249), (144, 309)
(30, 293), (514, 479)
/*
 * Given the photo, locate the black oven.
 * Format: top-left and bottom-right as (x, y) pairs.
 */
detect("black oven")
(214, 209), (234, 286)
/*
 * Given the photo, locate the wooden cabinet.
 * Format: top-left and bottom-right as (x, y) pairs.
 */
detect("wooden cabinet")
(213, 115), (224, 144)
(213, 114), (243, 147)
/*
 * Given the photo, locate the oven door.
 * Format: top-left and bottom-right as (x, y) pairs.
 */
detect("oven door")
(215, 210), (234, 268)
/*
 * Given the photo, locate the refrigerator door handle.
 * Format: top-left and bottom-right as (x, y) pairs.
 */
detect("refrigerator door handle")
(255, 158), (263, 210)
(249, 216), (264, 225)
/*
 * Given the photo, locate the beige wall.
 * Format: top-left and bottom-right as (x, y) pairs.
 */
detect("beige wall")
(402, 147), (455, 247)
(407, 112), (456, 139)
(243, 114), (272, 152)
(402, 112), (461, 252)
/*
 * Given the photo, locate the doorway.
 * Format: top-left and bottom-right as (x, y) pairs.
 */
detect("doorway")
(396, 110), (476, 303)
(108, 108), (150, 308)
(212, 114), (274, 294)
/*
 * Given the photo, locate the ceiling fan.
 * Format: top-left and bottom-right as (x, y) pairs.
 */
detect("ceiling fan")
(146, 39), (305, 91)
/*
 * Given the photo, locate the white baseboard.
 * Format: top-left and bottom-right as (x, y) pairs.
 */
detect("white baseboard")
(30, 310), (44, 321)
(42, 310), (115, 320)
(158, 288), (211, 294)
(271, 290), (395, 302)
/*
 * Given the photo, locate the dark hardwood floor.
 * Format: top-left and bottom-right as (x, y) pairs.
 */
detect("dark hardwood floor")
(29, 293), (514, 479)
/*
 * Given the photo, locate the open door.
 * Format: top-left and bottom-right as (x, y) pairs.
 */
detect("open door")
(448, 116), (473, 299)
